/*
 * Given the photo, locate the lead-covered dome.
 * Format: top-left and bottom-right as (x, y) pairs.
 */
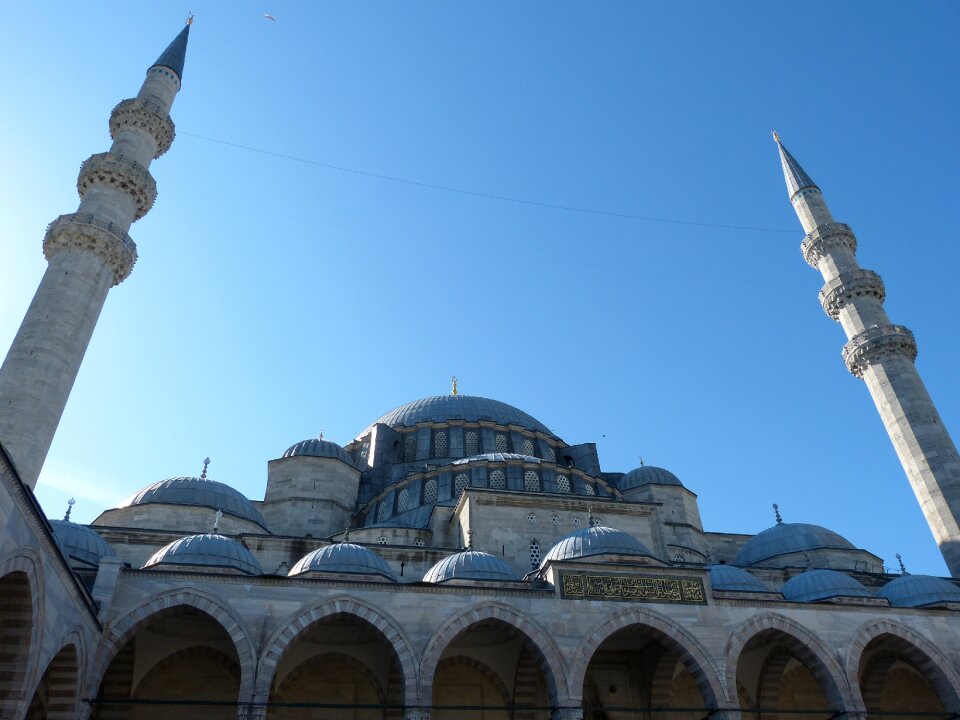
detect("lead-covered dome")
(121, 477), (267, 530)
(780, 569), (873, 602)
(542, 526), (653, 565)
(708, 565), (771, 593)
(49, 520), (117, 569)
(618, 466), (683, 492)
(289, 543), (396, 581)
(877, 574), (960, 608)
(360, 395), (554, 438)
(735, 523), (855, 567)
(423, 550), (519, 583)
(143, 533), (262, 575)
(282, 438), (354, 466)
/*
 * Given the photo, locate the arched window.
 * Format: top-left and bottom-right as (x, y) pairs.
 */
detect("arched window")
(495, 433), (509, 453)
(396, 487), (409, 513)
(455, 473), (470, 497)
(465, 431), (479, 456)
(529, 541), (541, 568)
(522, 438), (535, 456)
(434, 430), (448, 457)
(524, 470), (541, 492)
(544, 446), (556, 462)
(404, 434), (417, 462)
(489, 469), (506, 489)
(376, 502), (389, 523)
(583, 483), (596, 496)
(556, 475), (570, 493)
(423, 478), (438, 504)
(377, 536), (388, 544)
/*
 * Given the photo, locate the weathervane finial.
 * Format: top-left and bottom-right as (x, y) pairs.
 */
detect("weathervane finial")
(451, 376), (458, 396)
(200, 457), (211, 480)
(64, 497), (76, 521)
(773, 503), (783, 525)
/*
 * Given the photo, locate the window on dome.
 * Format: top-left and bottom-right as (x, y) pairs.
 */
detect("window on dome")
(404, 434), (417, 462)
(583, 483), (596, 496)
(524, 470), (541, 492)
(414, 537), (425, 547)
(529, 541), (541, 568)
(434, 430), (448, 457)
(377, 536), (387, 545)
(465, 430), (479, 456)
(522, 438), (535, 456)
(550, 514), (560, 525)
(360, 442), (370, 460)
(455, 473), (470, 497)
(572, 515), (582, 527)
(423, 478), (438, 504)
(590, 516), (602, 527)
(527, 512), (537, 524)
(377, 502), (389, 523)
(396, 488), (409, 513)
(556, 475), (570, 493)
(489, 469), (506, 489)
(544, 446), (556, 462)
(495, 433), (509, 453)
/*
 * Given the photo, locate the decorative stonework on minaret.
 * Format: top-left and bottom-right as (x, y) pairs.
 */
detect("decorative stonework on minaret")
(0, 23), (191, 489)
(776, 133), (960, 576)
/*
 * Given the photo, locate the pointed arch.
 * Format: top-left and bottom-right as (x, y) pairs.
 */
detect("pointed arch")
(419, 601), (569, 705)
(567, 605), (725, 708)
(0, 548), (45, 719)
(255, 595), (419, 708)
(845, 618), (960, 712)
(88, 588), (257, 706)
(724, 612), (854, 710)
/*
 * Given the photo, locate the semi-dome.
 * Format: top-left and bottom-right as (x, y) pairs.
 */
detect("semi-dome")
(360, 395), (554, 438)
(423, 550), (518, 583)
(735, 523), (856, 567)
(143, 533), (262, 575)
(452, 453), (541, 465)
(282, 438), (354, 466)
(708, 565), (771, 593)
(121, 476), (267, 530)
(780, 569), (873, 602)
(877, 574), (960, 608)
(49, 519), (117, 569)
(618, 466), (683, 491)
(289, 542), (396, 581)
(542, 526), (653, 566)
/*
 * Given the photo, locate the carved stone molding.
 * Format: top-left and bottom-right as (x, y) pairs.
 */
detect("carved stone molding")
(109, 98), (176, 158)
(43, 213), (138, 285)
(842, 324), (917, 378)
(801, 222), (857, 268)
(76, 152), (157, 220)
(819, 268), (885, 320)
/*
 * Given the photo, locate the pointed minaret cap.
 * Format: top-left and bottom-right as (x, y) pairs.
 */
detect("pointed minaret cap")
(151, 21), (191, 81)
(772, 131), (818, 199)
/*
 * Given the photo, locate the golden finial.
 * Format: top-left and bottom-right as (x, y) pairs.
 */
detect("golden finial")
(186, 13), (194, 26)
(772, 130), (781, 143)
(451, 376), (458, 396)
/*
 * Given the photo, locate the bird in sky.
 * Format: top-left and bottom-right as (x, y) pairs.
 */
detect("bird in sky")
(264, 13), (277, 21)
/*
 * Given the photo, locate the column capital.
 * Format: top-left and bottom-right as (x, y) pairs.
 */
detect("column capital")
(843, 324), (917, 378)
(800, 222), (856, 268)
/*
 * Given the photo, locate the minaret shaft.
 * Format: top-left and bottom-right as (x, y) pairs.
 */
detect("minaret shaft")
(0, 27), (188, 489)
(781, 140), (960, 575)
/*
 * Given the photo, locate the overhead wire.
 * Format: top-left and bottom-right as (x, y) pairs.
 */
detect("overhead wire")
(179, 131), (794, 234)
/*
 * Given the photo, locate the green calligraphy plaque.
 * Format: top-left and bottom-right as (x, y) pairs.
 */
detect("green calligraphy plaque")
(558, 571), (707, 605)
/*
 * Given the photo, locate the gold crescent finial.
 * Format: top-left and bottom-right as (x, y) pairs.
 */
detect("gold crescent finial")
(451, 376), (458, 396)
(772, 130), (781, 143)
(186, 13), (194, 25)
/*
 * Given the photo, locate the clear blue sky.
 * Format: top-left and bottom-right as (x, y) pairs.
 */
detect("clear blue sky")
(2, 2), (958, 575)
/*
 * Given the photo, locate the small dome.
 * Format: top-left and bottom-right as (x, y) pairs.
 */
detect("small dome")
(289, 543), (396, 581)
(877, 574), (960, 608)
(423, 550), (519, 583)
(452, 453), (541, 465)
(708, 565), (771, 593)
(121, 477), (267, 530)
(143, 533), (262, 575)
(360, 395), (554, 438)
(781, 569), (873, 602)
(735, 523), (855, 567)
(49, 520), (117, 569)
(542, 526), (653, 566)
(618, 466), (683, 491)
(282, 438), (354, 466)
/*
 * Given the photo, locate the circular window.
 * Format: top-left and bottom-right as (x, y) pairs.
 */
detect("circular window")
(572, 515), (582, 527)
(590, 516), (602, 527)
(414, 537), (425, 547)
(527, 512), (537, 524)
(550, 514), (560, 525)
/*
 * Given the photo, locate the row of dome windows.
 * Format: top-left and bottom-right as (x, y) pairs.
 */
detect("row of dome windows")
(401, 429), (557, 463)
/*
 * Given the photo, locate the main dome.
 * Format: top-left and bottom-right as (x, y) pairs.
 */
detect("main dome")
(359, 395), (554, 438)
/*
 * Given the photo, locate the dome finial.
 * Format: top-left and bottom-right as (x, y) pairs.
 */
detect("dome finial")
(466, 529), (473, 549)
(772, 130), (781, 144)
(186, 12), (194, 25)
(213, 508), (222, 533)
(343, 521), (351, 543)
(63, 497), (75, 522)
(639, 456), (645, 467)
(200, 457), (210, 480)
(318, 430), (324, 441)
(773, 503), (783, 525)
(451, 376), (458, 396)
(896, 552), (908, 575)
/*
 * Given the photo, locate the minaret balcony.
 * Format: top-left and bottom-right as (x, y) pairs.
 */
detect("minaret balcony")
(819, 269), (885, 320)
(43, 213), (138, 285)
(110, 98), (176, 158)
(842, 324), (917, 378)
(800, 222), (857, 268)
(77, 152), (157, 220)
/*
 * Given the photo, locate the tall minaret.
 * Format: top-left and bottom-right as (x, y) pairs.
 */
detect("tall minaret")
(775, 133), (960, 576)
(0, 22), (191, 489)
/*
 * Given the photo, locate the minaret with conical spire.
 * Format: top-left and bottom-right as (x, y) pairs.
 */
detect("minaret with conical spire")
(775, 133), (960, 577)
(0, 21), (191, 489)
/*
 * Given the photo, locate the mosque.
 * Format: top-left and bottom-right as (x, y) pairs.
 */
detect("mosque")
(2, 21), (960, 720)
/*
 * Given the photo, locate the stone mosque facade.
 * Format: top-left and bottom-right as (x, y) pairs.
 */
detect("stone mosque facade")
(2, 23), (960, 720)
